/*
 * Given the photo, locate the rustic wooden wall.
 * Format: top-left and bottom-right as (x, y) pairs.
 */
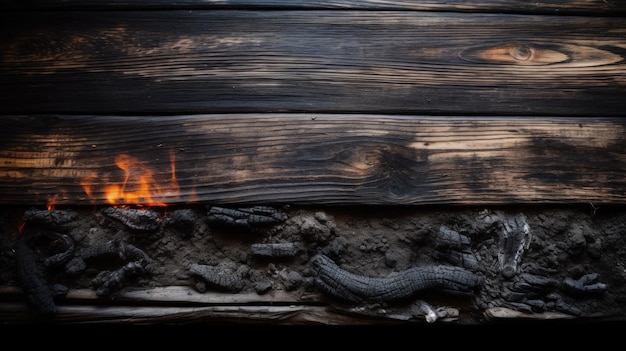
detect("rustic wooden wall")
(1, 0), (625, 206)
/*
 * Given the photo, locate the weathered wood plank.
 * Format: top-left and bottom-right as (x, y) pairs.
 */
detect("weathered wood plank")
(0, 286), (401, 325)
(2, 0), (625, 15)
(1, 114), (625, 206)
(1, 286), (619, 325)
(1, 11), (625, 116)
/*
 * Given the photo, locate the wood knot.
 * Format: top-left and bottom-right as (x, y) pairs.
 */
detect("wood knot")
(459, 41), (623, 67)
(459, 42), (568, 66)
(511, 45), (532, 61)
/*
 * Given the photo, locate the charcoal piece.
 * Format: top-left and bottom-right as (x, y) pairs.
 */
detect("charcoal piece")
(555, 299), (583, 316)
(311, 254), (483, 305)
(501, 301), (534, 314)
(207, 206), (287, 231)
(188, 263), (244, 292)
(120, 243), (158, 273)
(65, 257), (87, 275)
(250, 243), (297, 258)
(525, 299), (547, 312)
(282, 270), (303, 291)
(435, 226), (479, 270)
(436, 250), (479, 271)
(42, 231), (75, 268)
(102, 207), (163, 233)
(501, 288), (527, 302)
(91, 261), (148, 296)
(76, 233), (149, 264)
(517, 273), (560, 292)
(509, 281), (539, 295)
(14, 236), (56, 315)
(501, 271), (607, 316)
(436, 225), (471, 250)
(79, 237), (120, 260)
(23, 208), (78, 228)
(70, 235), (124, 273)
(497, 213), (531, 279)
(255, 280), (273, 294)
(73, 234), (157, 295)
(561, 273), (608, 297)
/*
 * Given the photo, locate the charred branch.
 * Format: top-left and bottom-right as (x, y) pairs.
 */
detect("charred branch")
(188, 263), (245, 292)
(435, 225), (479, 271)
(23, 208), (78, 231)
(497, 213), (531, 279)
(250, 243), (298, 258)
(207, 206), (287, 232)
(311, 254), (484, 305)
(102, 207), (164, 233)
(14, 235), (57, 315)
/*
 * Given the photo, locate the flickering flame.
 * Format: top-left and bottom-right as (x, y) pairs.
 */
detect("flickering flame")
(47, 195), (57, 210)
(80, 150), (181, 207)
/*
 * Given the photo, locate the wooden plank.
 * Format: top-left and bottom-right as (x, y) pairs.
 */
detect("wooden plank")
(0, 286), (444, 325)
(0, 285), (318, 305)
(1, 286), (620, 325)
(1, 11), (625, 116)
(1, 114), (625, 206)
(2, 0), (625, 15)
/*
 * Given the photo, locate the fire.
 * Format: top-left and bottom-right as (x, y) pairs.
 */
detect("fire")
(47, 195), (58, 210)
(80, 150), (181, 207)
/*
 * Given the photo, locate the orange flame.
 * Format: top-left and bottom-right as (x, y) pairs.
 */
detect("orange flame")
(47, 195), (58, 210)
(81, 150), (181, 207)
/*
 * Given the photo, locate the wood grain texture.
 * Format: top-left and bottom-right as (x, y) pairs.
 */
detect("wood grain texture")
(1, 11), (625, 116)
(0, 286), (617, 324)
(2, 0), (625, 15)
(1, 114), (625, 206)
(0, 286), (460, 325)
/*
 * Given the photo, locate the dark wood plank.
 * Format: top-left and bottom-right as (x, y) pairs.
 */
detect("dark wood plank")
(1, 114), (625, 206)
(1, 11), (625, 116)
(2, 0), (625, 15)
(0, 285), (589, 324)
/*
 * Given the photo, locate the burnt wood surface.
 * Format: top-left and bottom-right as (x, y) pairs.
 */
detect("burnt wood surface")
(0, 285), (610, 325)
(1, 115), (625, 206)
(2, 0), (626, 15)
(1, 10), (625, 116)
(1, 1), (626, 326)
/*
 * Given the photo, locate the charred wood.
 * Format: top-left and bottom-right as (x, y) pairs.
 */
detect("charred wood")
(102, 207), (164, 233)
(14, 235), (57, 315)
(435, 225), (479, 271)
(92, 261), (151, 296)
(497, 213), (531, 279)
(23, 208), (78, 231)
(311, 254), (483, 305)
(250, 243), (297, 258)
(207, 206), (287, 232)
(188, 263), (245, 292)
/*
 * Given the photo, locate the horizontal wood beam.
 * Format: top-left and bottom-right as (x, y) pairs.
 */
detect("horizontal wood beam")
(1, 114), (625, 206)
(2, 1), (625, 15)
(1, 286), (593, 324)
(1, 11), (625, 116)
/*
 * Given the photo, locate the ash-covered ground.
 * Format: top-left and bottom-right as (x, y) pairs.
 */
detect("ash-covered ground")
(1, 203), (626, 324)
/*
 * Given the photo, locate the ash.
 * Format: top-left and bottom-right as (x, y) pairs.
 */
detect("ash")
(1, 204), (626, 323)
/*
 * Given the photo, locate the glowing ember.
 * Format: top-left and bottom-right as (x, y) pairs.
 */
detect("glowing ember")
(47, 195), (58, 211)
